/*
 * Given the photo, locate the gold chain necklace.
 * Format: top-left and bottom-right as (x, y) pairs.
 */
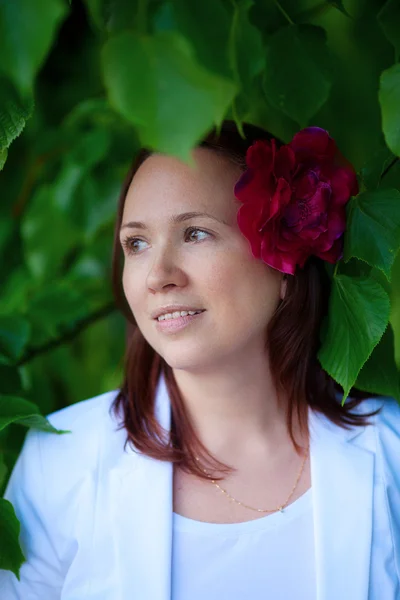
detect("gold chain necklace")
(194, 445), (309, 514)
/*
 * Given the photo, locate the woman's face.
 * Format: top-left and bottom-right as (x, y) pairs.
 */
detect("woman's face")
(120, 147), (286, 371)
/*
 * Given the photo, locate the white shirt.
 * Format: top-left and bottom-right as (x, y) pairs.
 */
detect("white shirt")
(172, 488), (316, 600)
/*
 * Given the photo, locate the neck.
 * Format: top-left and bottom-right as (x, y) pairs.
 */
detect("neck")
(170, 354), (306, 465)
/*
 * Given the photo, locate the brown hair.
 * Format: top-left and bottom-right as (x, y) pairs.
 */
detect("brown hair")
(111, 120), (380, 481)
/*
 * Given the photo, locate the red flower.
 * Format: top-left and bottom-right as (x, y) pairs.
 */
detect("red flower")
(234, 127), (358, 275)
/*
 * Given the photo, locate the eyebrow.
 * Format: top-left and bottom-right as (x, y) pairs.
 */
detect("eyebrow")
(120, 211), (228, 230)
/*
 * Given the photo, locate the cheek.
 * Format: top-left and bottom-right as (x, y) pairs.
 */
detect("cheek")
(201, 257), (238, 299)
(122, 264), (140, 309)
(218, 257), (281, 317)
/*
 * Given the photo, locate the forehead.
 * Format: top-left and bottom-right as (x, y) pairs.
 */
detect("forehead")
(123, 147), (243, 218)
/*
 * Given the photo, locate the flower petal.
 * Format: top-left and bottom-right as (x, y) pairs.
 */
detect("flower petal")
(260, 237), (298, 275)
(294, 170), (319, 199)
(290, 127), (335, 162)
(315, 237), (343, 263)
(246, 139), (274, 170)
(329, 165), (359, 206)
(275, 145), (296, 180)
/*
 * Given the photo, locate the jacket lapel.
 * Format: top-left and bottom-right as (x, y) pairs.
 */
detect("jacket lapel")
(109, 372), (173, 600)
(309, 409), (374, 600)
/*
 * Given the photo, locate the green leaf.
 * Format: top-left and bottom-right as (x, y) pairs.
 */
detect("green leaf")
(0, 453), (7, 489)
(157, 0), (264, 88)
(229, 0), (265, 91)
(379, 63), (400, 158)
(102, 30), (237, 161)
(62, 97), (112, 128)
(21, 184), (81, 280)
(0, 147), (7, 170)
(326, 0), (351, 17)
(27, 282), (91, 346)
(318, 274), (390, 399)
(379, 158), (400, 191)
(356, 324), (400, 400)
(370, 265), (392, 297)
(0, 366), (24, 396)
(0, 498), (25, 578)
(359, 143), (395, 190)
(163, 0), (264, 132)
(0, 0), (67, 94)
(0, 78), (33, 153)
(52, 163), (85, 212)
(0, 316), (30, 366)
(0, 395), (68, 433)
(263, 24), (332, 127)
(61, 97), (141, 164)
(84, 0), (107, 31)
(391, 250), (400, 367)
(0, 267), (32, 316)
(105, 0), (140, 33)
(344, 189), (400, 279)
(66, 171), (121, 238)
(66, 128), (111, 172)
(231, 73), (298, 142)
(338, 257), (373, 280)
(50, 129), (112, 230)
(161, 0), (231, 79)
(378, 0), (400, 62)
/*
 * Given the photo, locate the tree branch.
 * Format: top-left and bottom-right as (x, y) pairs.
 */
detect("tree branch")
(273, 0), (294, 25)
(17, 301), (117, 367)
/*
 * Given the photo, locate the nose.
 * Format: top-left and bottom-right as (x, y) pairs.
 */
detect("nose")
(146, 246), (188, 293)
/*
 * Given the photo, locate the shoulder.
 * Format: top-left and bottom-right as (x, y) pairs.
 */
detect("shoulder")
(312, 395), (400, 463)
(371, 395), (400, 436)
(341, 396), (400, 497)
(363, 397), (400, 582)
(36, 389), (123, 465)
(348, 395), (400, 446)
(5, 390), (128, 511)
(1, 391), (130, 587)
(49, 389), (128, 470)
(45, 389), (122, 452)
(365, 396), (400, 483)
(354, 395), (400, 443)
(48, 388), (120, 428)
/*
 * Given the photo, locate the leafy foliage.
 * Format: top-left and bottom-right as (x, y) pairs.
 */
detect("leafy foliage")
(379, 63), (400, 157)
(0, 0), (399, 578)
(0, 0), (67, 94)
(0, 499), (25, 578)
(263, 24), (333, 127)
(318, 274), (391, 400)
(102, 30), (237, 160)
(344, 189), (400, 279)
(0, 396), (68, 433)
(0, 78), (33, 163)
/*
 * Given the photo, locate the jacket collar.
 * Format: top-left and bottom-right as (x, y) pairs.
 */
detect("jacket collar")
(109, 371), (374, 600)
(308, 408), (374, 600)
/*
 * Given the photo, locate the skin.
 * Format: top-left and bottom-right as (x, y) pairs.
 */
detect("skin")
(119, 147), (306, 469)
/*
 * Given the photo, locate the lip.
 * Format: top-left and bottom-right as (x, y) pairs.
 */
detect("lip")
(154, 310), (205, 333)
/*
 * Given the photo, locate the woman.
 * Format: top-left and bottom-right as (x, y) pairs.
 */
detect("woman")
(0, 121), (399, 599)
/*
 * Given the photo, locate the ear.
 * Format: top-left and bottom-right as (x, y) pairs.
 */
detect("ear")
(280, 275), (287, 301)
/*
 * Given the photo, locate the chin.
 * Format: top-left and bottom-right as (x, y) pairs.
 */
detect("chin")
(164, 350), (226, 373)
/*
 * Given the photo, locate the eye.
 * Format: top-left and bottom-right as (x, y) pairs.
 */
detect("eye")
(121, 235), (147, 255)
(184, 227), (211, 242)
(121, 226), (211, 256)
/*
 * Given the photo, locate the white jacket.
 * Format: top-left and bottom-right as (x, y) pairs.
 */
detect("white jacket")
(0, 372), (399, 599)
